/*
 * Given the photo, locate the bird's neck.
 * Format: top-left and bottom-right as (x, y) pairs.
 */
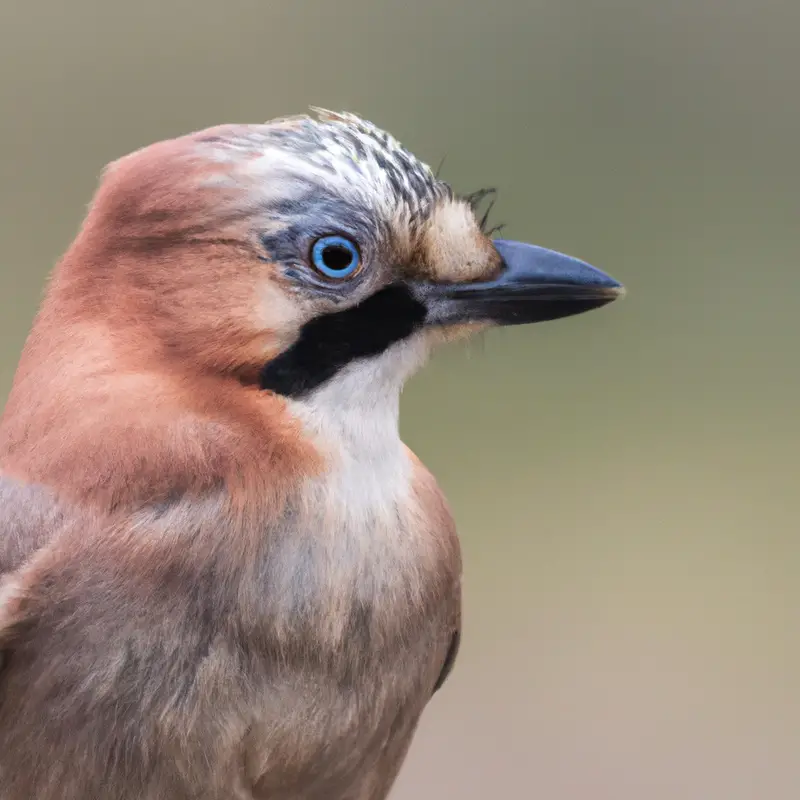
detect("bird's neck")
(282, 338), (427, 461)
(280, 345), (425, 525)
(286, 361), (403, 462)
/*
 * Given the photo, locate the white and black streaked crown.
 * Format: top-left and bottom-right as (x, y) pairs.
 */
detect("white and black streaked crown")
(262, 108), (453, 219)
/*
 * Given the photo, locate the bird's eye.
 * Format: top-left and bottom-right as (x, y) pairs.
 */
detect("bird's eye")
(310, 235), (361, 279)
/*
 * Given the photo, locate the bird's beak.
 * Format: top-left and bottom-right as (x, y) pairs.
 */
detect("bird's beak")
(417, 239), (624, 327)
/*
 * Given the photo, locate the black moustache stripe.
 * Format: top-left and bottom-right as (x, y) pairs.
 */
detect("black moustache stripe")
(259, 284), (427, 398)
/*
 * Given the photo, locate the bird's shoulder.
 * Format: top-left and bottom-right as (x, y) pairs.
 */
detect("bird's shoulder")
(0, 474), (68, 576)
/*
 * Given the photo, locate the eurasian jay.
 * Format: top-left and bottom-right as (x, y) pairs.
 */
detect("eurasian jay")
(0, 109), (622, 799)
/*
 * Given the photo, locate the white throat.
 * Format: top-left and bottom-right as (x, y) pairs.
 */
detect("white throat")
(287, 337), (427, 451)
(285, 337), (430, 522)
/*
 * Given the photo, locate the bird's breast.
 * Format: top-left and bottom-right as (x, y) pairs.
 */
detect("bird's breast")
(236, 400), (461, 796)
(256, 406), (460, 663)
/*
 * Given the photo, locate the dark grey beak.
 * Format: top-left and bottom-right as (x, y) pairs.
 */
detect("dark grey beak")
(419, 239), (624, 327)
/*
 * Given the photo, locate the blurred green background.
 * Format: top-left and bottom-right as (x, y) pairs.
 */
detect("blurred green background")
(1, 0), (798, 797)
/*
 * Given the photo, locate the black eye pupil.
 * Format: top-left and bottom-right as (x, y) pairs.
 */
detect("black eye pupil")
(321, 245), (354, 272)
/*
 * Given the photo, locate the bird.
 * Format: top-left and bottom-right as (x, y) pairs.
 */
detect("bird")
(0, 109), (622, 799)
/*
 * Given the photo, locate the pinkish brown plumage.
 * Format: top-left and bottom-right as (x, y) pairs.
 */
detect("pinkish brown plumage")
(0, 109), (621, 799)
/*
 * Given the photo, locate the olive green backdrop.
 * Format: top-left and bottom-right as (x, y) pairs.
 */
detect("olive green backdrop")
(1, 1), (798, 797)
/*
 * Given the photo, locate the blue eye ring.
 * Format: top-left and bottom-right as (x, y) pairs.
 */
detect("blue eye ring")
(310, 235), (362, 279)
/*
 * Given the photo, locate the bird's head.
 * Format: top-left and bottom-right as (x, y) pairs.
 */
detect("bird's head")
(49, 109), (623, 404)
